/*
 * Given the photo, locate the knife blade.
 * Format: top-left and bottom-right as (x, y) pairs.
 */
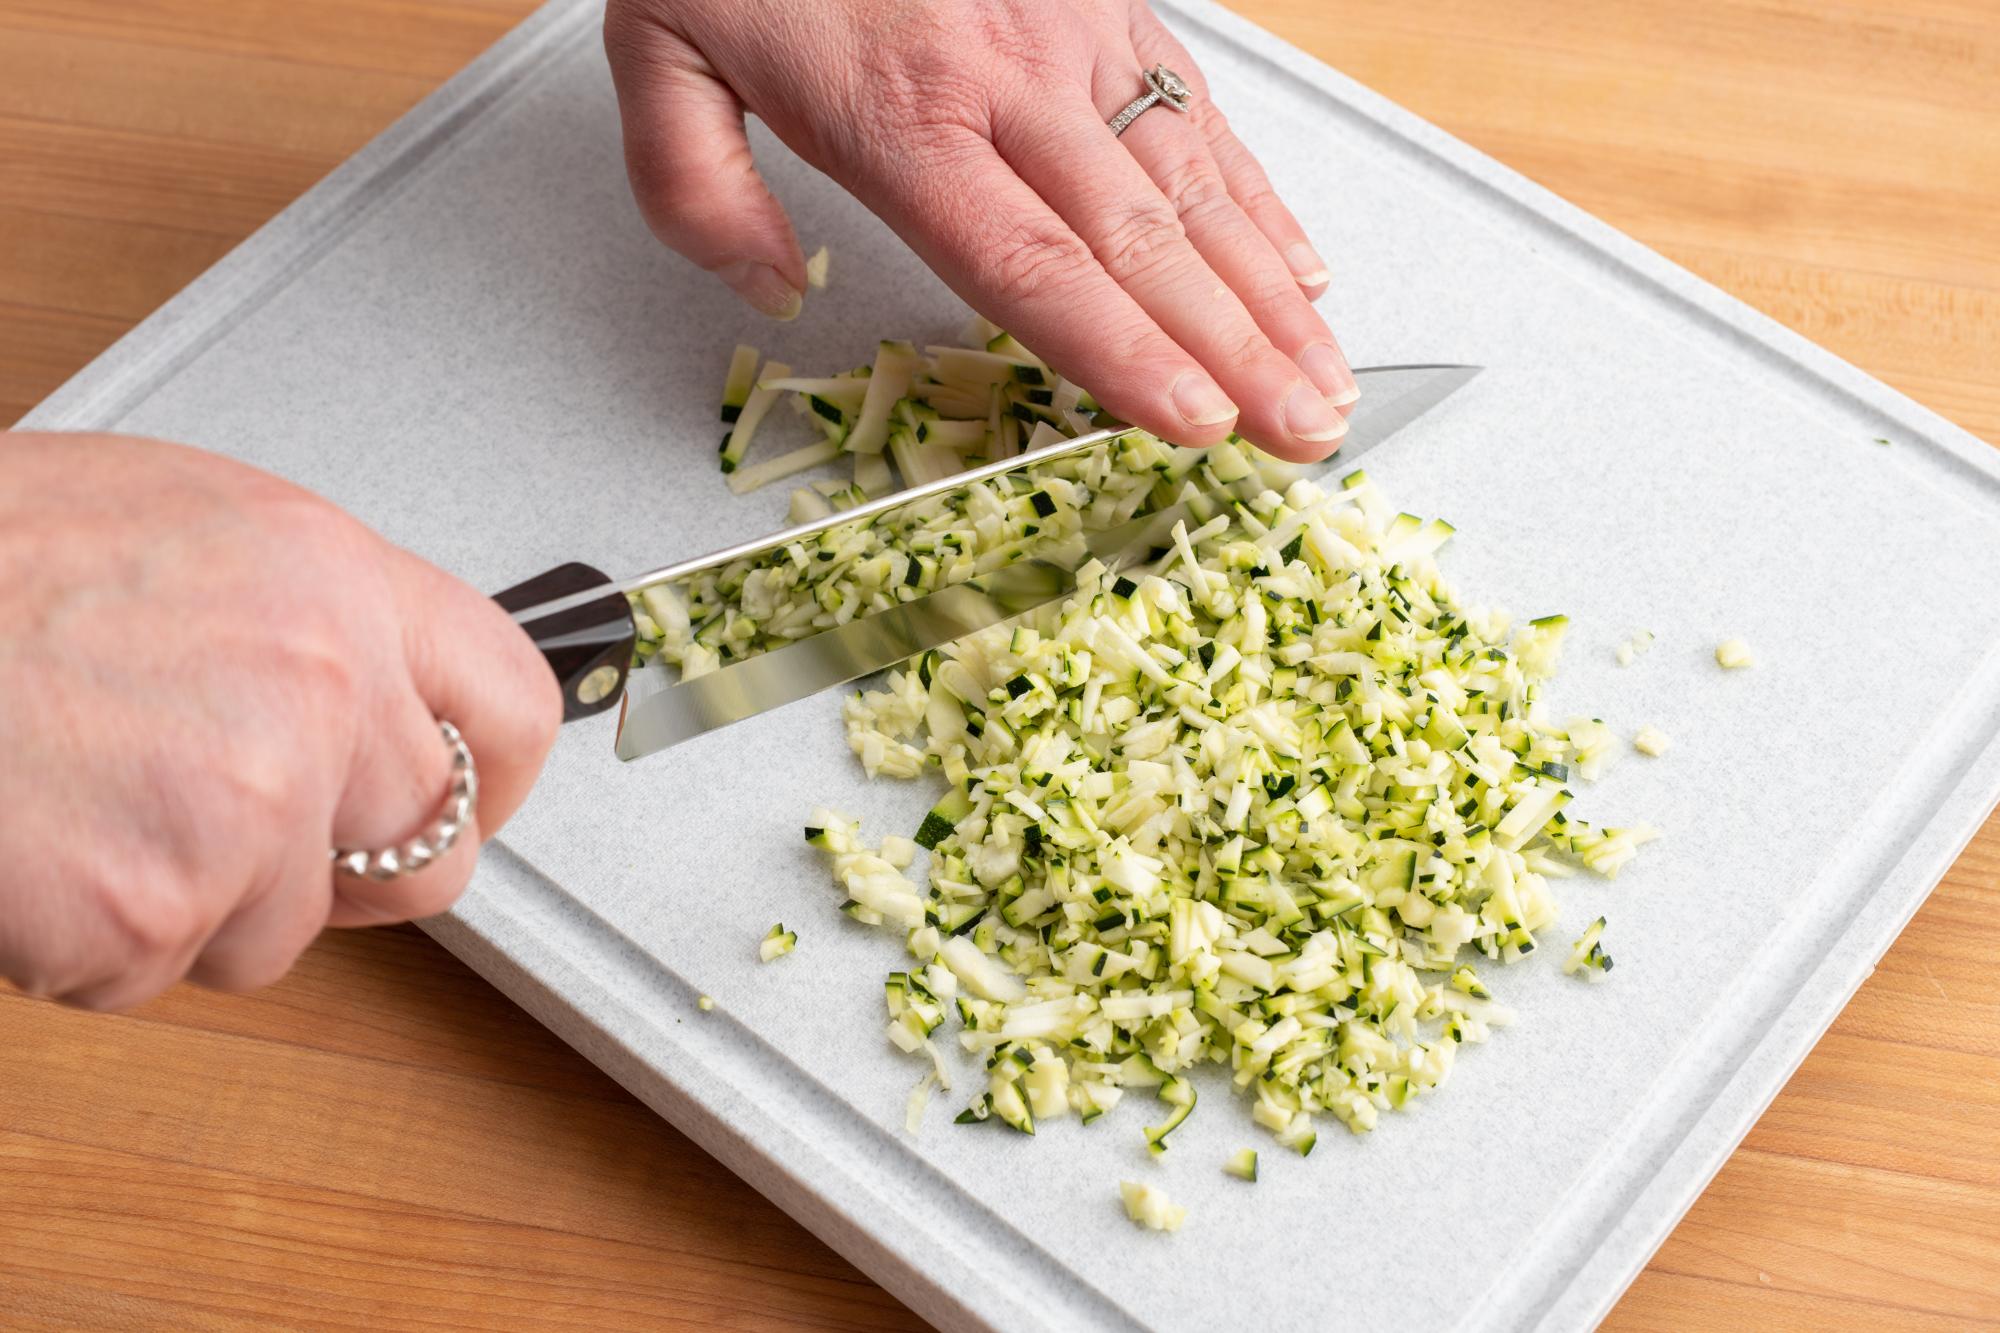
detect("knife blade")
(594, 363), (1481, 759)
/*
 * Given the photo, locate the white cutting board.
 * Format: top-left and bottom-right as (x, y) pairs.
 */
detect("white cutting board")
(24, 2), (2000, 1329)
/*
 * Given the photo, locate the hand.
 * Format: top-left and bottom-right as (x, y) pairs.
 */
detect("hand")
(604, 0), (1357, 461)
(0, 433), (561, 1011)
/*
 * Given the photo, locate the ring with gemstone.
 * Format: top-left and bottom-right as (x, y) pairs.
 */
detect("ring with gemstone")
(1107, 65), (1195, 138)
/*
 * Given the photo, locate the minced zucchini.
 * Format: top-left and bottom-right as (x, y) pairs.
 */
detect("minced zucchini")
(1119, 1180), (1186, 1232)
(799, 466), (1657, 1150)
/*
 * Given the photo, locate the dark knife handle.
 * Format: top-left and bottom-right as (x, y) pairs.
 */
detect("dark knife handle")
(493, 563), (636, 724)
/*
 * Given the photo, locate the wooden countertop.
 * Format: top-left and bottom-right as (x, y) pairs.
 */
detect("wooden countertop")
(3, 1), (1997, 1326)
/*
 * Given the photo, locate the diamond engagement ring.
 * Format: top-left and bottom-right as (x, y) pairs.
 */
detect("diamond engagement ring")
(1107, 64), (1194, 137)
(330, 719), (478, 882)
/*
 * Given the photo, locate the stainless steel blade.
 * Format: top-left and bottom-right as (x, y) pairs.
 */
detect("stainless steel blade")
(608, 363), (1481, 759)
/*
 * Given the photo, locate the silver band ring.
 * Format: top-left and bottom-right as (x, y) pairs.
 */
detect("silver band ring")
(1107, 64), (1194, 137)
(330, 719), (478, 882)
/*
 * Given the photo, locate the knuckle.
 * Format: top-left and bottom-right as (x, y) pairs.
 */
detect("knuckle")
(276, 632), (366, 726)
(1221, 328), (1277, 376)
(9, 954), (77, 1002)
(986, 215), (1097, 305)
(215, 737), (320, 836)
(1227, 173), (1282, 220)
(1239, 264), (1309, 315)
(1096, 200), (1189, 283)
(97, 867), (211, 963)
(1155, 153), (1230, 220)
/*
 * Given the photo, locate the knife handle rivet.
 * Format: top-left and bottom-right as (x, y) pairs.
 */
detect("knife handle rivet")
(577, 664), (623, 706)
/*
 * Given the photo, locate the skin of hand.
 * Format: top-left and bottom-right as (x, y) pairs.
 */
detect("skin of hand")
(0, 433), (562, 1011)
(604, 0), (1359, 462)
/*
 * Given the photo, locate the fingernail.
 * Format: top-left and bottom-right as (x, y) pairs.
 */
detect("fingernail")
(1172, 372), (1238, 427)
(1300, 343), (1360, 405)
(1286, 242), (1331, 288)
(718, 261), (803, 321)
(1284, 383), (1348, 443)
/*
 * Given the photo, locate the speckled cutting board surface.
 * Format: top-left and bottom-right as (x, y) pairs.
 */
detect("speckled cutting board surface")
(25, 2), (2000, 1329)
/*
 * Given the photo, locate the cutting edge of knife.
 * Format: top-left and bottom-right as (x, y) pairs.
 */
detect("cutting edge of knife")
(503, 364), (1481, 628)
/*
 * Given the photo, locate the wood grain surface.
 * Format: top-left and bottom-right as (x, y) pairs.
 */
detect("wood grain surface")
(3, 0), (1997, 1327)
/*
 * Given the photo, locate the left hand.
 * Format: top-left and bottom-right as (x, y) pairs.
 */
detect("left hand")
(603, 0), (1358, 461)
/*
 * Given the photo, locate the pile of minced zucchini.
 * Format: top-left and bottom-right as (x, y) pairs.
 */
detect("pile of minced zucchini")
(688, 316), (1657, 1174)
(801, 453), (1655, 1156)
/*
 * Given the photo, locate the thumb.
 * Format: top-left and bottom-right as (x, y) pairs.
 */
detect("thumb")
(605, 9), (807, 318)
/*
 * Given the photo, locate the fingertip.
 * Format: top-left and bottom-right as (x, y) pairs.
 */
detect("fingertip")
(1300, 343), (1358, 404)
(1284, 242), (1331, 290)
(1170, 371), (1239, 430)
(1284, 383), (1348, 447)
(1235, 383), (1348, 463)
(717, 259), (805, 321)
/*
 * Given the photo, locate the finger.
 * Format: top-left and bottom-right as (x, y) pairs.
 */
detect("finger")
(187, 838), (334, 992)
(388, 551), (562, 839)
(325, 664), (484, 928)
(878, 132), (1240, 447)
(325, 551), (556, 929)
(1130, 10), (1332, 301)
(992, 96), (1344, 461)
(326, 820), (480, 928)
(605, 8), (807, 318)
(1098, 54), (1357, 411)
(54, 936), (203, 1012)
(40, 858), (217, 1012)
(50, 918), (206, 1012)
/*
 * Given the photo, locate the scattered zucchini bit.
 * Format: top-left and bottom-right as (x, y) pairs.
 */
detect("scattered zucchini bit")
(1224, 1148), (1259, 1182)
(759, 922), (798, 962)
(1563, 917), (1613, 980)
(1714, 638), (1755, 670)
(697, 994), (715, 1011)
(905, 1070), (936, 1134)
(1632, 725), (1671, 757)
(1613, 628), (1654, 667)
(1119, 1180), (1187, 1233)
(805, 245), (831, 290)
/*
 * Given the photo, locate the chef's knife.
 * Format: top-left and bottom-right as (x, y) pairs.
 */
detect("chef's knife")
(497, 363), (1481, 759)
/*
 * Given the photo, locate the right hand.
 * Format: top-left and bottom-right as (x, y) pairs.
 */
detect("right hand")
(0, 432), (562, 1011)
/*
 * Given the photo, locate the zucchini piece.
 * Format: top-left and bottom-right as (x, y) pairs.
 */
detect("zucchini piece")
(718, 359), (791, 472)
(914, 787), (973, 849)
(725, 437), (841, 495)
(845, 340), (922, 454)
(719, 344), (758, 423)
